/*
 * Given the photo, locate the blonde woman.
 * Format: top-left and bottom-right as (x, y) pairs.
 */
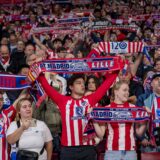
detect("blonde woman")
(6, 98), (53, 160)
(93, 80), (147, 160)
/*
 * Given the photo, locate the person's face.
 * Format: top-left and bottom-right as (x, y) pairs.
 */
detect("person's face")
(146, 6), (151, 14)
(25, 45), (35, 56)
(27, 54), (37, 66)
(70, 78), (85, 96)
(65, 53), (75, 58)
(0, 46), (10, 60)
(37, 6), (43, 15)
(110, 34), (117, 41)
(88, 78), (96, 92)
(58, 51), (66, 58)
(154, 61), (160, 72)
(10, 35), (17, 45)
(151, 36), (157, 45)
(1, 37), (8, 45)
(53, 41), (62, 49)
(94, 11), (101, 19)
(30, 14), (36, 22)
(53, 4), (61, 13)
(77, 51), (83, 58)
(144, 29), (152, 38)
(20, 67), (29, 75)
(19, 100), (32, 119)
(143, 55), (152, 66)
(0, 94), (3, 110)
(17, 41), (25, 51)
(154, 48), (160, 59)
(118, 70), (131, 82)
(151, 77), (160, 94)
(114, 83), (129, 103)
(65, 39), (72, 48)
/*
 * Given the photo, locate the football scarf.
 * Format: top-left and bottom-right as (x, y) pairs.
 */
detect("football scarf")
(27, 56), (123, 82)
(88, 42), (152, 65)
(83, 107), (150, 141)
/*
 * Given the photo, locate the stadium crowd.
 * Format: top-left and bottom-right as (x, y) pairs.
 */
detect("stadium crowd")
(0, 0), (160, 160)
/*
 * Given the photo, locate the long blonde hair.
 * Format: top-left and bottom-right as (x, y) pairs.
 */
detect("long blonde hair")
(15, 98), (32, 121)
(110, 80), (129, 102)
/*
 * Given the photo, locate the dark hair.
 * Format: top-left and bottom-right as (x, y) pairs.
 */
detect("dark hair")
(52, 38), (62, 45)
(57, 47), (66, 53)
(154, 57), (160, 67)
(67, 74), (85, 87)
(63, 35), (73, 45)
(0, 90), (4, 95)
(86, 75), (100, 90)
(66, 74), (85, 95)
(17, 64), (30, 74)
(25, 43), (35, 49)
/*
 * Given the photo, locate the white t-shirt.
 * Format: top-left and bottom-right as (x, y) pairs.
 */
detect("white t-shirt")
(6, 119), (53, 160)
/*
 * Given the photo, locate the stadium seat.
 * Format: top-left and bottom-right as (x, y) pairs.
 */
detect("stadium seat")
(141, 152), (160, 160)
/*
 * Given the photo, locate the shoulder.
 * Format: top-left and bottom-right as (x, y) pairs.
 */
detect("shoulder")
(9, 121), (17, 126)
(36, 119), (48, 128)
(6, 121), (17, 136)
(3, 105), (15, 117)
(138, 92), (152, 100)
(36, 119), (45, 125)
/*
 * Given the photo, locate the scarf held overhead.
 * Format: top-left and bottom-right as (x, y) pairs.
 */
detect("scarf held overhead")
(28, 56), (124, 82)
(88, 41), (152, 65)
(0, 74), (45, 107)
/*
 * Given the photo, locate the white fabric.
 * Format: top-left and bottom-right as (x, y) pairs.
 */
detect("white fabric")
(7, 120), (53, 160)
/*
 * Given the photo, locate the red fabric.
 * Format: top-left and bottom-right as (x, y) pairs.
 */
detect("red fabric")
(0, 105), (16, 160)
(105, 102), (136, 151)
(38, 72), (118, 146)
(117, 33), (126, 41)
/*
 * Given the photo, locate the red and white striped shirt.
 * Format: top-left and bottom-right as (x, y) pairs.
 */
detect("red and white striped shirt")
(0, 106), (16, 160)
(38, 73), (117, 146)
(105, 102), (136, 151)
(152, 96), (160, 128)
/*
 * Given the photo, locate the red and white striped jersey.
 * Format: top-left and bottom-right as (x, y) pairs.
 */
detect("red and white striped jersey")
(105, 102), (136, 151)
(152, 96), (160, 128)
(38, 73), (117, 146)
(0, 106), (16, 160)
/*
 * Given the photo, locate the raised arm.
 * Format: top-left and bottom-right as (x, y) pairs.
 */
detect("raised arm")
(32, 34), (48, 51)
(37, 74), (67, 106)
